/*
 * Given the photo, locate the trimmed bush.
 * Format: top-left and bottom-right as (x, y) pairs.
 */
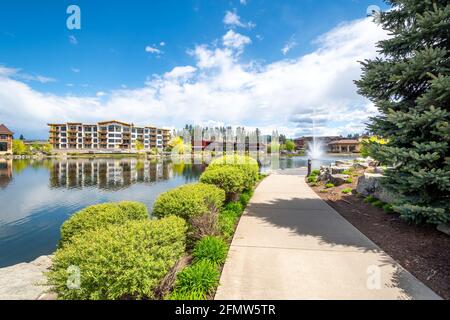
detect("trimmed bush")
(200, 166), (245, 200)
(208, 155), (259, 191)
(193, 236), (228, 264)
(47, 216), (187, 300)
(345, 178), (353, 184)
(307, 175), (318, 183)
(325, 183), (335, 188)
(311, 169), (320, 176)
(60, 201), (148, 246)
(153, 183), (225, 220)
(342, 188), (353, 194)
(172, 259), (219, 298)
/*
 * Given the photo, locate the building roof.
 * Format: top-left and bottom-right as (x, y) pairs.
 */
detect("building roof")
(97, 120), (132, 126)
(328, 139), (360, 145)
(0, 124), (13, 135)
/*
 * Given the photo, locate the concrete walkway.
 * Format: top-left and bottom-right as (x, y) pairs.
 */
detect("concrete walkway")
(215, 170), (441, 300)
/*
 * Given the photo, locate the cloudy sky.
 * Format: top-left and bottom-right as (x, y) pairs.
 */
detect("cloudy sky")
(0, 0), (389, 139)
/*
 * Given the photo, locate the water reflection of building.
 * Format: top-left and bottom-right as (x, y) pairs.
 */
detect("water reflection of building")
(0, 159), (13, 188)
(49, 159), (174, 190)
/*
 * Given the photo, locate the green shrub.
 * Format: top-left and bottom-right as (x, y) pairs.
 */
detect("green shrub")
(309, 182), (318, 187)
(224, 201), (243, 216)
(307, 175), (318, 183)
(342, 188), (353, 194)
(200, 166), (245, 200)
(325, 183), (335, 188)
(153, 183), (225, 220)
(208, 155), (259, 191)
(60, 201), (148, 246)
(47, 216), (187, 300)
(364, 195), (377, 203)
(383, 203), (394, 214)
(172, 259), (219, 298)
(310, 169), (320, 176)
(193, 236), (228, 264)
(341, 169), (354, 175)
(345, 178), (353, 184)
(372, 200), (385, 208)
(239, 191), (252, 207)
(219, 211), (238, 240)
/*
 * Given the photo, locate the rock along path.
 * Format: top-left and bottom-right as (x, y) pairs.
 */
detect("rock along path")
(0, 255), (52, 300)
(215, 169), (441, 300)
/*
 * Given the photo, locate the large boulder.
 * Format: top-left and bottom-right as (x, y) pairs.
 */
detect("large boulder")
(335, 160), (352, 167)
(356, 173), (396, 203)
(353, 162), (369, 169)
(356, 173), (383, 196)
(318, 166), (332, 182)
(330, 174), (349, 186)
(330, 166), (351, 174)
(0, 255), (53, 300)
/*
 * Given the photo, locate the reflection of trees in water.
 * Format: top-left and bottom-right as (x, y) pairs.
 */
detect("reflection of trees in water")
(0, 159), (12, 189)
(48, 158), (204, 190)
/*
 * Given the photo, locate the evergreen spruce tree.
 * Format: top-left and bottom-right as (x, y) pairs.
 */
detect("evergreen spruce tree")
(355, 0), (450, 224)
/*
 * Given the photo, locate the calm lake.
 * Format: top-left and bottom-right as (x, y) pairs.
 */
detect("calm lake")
(0, 154), (355, 267)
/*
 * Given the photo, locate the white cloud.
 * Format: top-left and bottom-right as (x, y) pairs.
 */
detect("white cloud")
(71, 67), (80, 73)
(0, 66), (55, 83)
(69, 35), (78, 45)
(145, 46), (162, 54)
(164, 66), (197, 79)
(0, 18), (388, 138)
(240, 0), (247, 5)
(96, 91), (106, 97)
(222, 30), (251, 51)
(160, 41), (166, 46)
(223, 10), (255, 29)
(281, 35), (297, 55)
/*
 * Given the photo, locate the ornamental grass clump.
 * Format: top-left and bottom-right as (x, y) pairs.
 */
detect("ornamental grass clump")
(47, 216), (187, 300)
(169, 259), (219, 300)
(192, 236), (228, 264)
(59, 201), (148, 247)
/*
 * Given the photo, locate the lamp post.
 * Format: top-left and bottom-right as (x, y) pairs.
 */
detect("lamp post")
(307, 159), (312, 176)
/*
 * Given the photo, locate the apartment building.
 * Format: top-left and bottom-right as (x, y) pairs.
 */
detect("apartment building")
(48, 120), (171, 151)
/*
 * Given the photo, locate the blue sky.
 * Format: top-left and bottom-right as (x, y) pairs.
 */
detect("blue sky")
(0, 0), (389, 139)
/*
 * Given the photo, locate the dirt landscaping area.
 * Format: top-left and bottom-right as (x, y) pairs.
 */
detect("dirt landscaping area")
(309, 172), (450, 300)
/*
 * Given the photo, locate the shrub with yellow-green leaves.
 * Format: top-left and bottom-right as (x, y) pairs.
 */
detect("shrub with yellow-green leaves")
(152, 183), (225, 220)
(208, 155), (259, 191)
(47, 216), (187, 300)
(60, 201), (148, 247)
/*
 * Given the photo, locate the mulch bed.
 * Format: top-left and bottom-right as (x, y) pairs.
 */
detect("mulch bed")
(309, 172), (450, 300)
